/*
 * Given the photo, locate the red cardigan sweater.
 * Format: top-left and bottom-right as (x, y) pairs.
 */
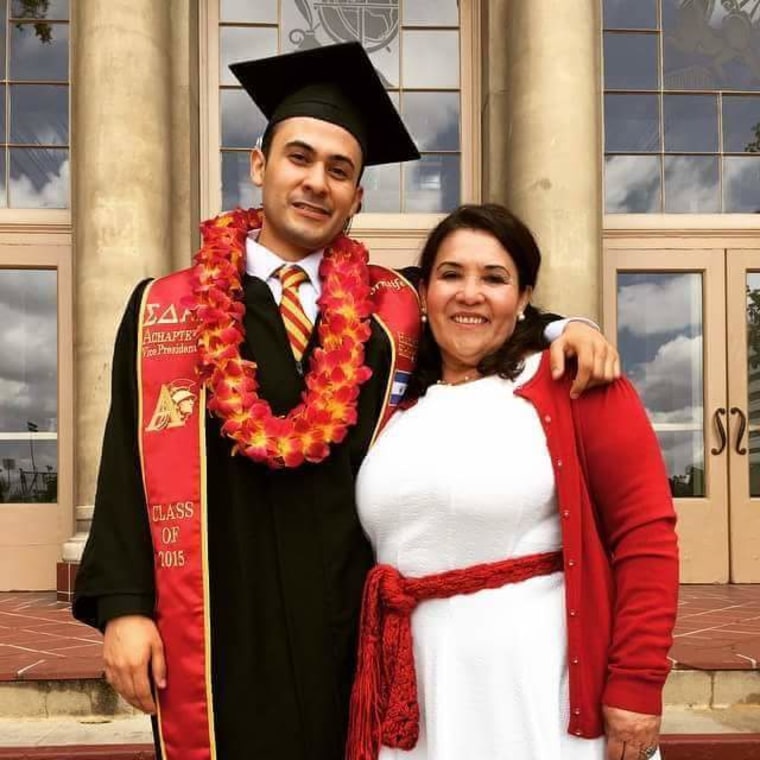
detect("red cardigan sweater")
(514, 351), (679, 738)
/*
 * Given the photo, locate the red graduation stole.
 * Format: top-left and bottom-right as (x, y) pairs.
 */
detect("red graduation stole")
(137, 264), (419, 759)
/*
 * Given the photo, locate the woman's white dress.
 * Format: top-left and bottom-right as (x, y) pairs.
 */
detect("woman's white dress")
(356, 354), (608, 760)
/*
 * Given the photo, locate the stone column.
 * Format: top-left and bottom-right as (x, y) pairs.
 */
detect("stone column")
(63, 1), (175, 568)
(482, 1), (602, 320)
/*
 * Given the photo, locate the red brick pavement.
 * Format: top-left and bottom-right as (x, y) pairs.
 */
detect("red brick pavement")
(2, 585), (760, 682)
(0, 592), (102, 681)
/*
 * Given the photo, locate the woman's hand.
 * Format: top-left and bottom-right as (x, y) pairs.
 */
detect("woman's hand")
(602, 705), (660, 760)
(549, 321), (620, 398)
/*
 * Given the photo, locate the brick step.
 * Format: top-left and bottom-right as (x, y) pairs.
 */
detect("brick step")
(0, 736), (759, 760)
(2, 671), (759, 719)
(0, 748), (154, 759)
(660, 734), (760, 759)
(0, 679), (135, 719)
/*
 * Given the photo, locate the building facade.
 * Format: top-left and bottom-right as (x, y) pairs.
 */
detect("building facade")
(0, 0), (758, 591)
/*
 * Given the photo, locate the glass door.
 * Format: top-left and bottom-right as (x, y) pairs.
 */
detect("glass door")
(604, 248), (728, 582)
(727, 250), (760, 582)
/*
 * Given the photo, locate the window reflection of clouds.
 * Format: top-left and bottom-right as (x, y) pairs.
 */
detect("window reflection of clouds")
(605, 155), (661, 213)
(222, 151), (259, 212)
(401, 30), (458, 89)
(618, 274), (702, 336)
(403, 154), (459, 213)
(603, 0), (658, 30)
(401, 92), (459, 152)
(617, 270), (704, 486)
(605, 94), (660, 152)
(724, 157), (760, 212)
(221, 89), (265, 149)
(10, 84), (67, 145)
(627, 333), (703, 420)
(0, 84), (5, 144)
(221, 0), (276, 24)
(403, 0), (458, 27)
(664, 94), (718, 152)
(0, 270), (57, 433)
(664, 156), (720, 213)
(220, 27), (277, 86)
(361, 164), (401, 213)
(10, 22), (68, 80)
(9, 149), (68, 208)
(604, 32), (659, 90)
(220, 6), (462, 213)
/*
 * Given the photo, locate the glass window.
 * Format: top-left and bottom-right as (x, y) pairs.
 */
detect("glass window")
(746, 272), (760, 496)
(603, 32), (659, 90)
(221, 0), (276, 24)
(662, 0), (760, 92)
(401, 30), (459, 89)
(605, 94), (660, 152)
(0, 2), (70, 208)
(617, 271), (705, 497)
(217, 0), (462, 213)
(605, 155), (661, 213)
(603, 0), (658, 29)
(664, 156), (720, 213)
(0, 268), (58, 504)
(664, 95), (718, 152)
(604, 1), (760, 213)
(403, 0), (458, 27)
(724, 157), (760, 213)
(723, 96), (760, 153)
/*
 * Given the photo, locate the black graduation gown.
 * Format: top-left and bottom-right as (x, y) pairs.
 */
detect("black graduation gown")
(73, 275), (393, 760)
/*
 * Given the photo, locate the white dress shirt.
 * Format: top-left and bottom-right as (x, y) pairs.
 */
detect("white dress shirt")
(246, 234), (323, 324)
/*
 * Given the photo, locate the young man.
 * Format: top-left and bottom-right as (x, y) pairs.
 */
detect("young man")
(73, 43), (618, 760)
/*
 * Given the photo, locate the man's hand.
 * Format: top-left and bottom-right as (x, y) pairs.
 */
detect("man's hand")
(550, 321), (620, 398)
(603, 705), (660, 760)
(103, 615), (166, 714)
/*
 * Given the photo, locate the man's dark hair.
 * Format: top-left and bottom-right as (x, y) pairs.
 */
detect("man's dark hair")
(405, 203), (548, 402)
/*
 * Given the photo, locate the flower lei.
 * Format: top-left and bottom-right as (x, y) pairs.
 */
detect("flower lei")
(190, 207), (373, 468)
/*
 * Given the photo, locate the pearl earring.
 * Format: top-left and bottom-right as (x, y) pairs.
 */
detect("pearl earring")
(517, 311), (525, 322)
(421, 311), (428, 323)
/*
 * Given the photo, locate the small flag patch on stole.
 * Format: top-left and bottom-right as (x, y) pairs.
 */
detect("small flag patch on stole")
(390, 370), (411, 406)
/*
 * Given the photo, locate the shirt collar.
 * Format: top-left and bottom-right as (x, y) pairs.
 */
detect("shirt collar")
(245, 232), (323, 287)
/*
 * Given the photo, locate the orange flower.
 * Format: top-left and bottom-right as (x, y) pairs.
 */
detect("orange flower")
(191, 207), (374, 468)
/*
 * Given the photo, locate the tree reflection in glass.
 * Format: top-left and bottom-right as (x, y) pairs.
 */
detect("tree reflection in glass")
(745, 273), (760, 497)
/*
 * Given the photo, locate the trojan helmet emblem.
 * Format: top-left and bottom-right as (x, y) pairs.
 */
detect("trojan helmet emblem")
(146, 379), (198, 432)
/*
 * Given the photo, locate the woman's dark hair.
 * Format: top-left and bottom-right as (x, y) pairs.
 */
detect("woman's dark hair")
(405, 203), (547, 401)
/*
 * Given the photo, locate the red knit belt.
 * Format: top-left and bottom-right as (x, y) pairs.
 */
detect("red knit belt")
(346, 549), (564, 760)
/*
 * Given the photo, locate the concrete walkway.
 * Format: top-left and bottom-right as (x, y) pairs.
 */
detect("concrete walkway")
(0, 715), (152, 747)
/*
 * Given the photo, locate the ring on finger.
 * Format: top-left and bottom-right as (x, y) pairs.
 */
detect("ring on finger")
(638, 746), (657, 760)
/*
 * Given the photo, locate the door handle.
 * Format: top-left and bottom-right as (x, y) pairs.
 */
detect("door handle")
(712, 408), (727, 455)
(730, 407), (747, 456)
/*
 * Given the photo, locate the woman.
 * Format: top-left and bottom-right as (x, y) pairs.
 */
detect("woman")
(348, 204), (678, 760)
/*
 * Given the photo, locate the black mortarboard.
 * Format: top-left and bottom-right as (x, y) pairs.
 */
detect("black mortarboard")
(229, 42), (420, 167)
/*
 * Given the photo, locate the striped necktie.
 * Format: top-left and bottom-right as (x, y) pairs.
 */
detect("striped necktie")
(276, 264), (313, 362)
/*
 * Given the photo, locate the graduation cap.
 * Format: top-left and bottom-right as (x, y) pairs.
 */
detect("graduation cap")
(229, 42), (420, 167)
